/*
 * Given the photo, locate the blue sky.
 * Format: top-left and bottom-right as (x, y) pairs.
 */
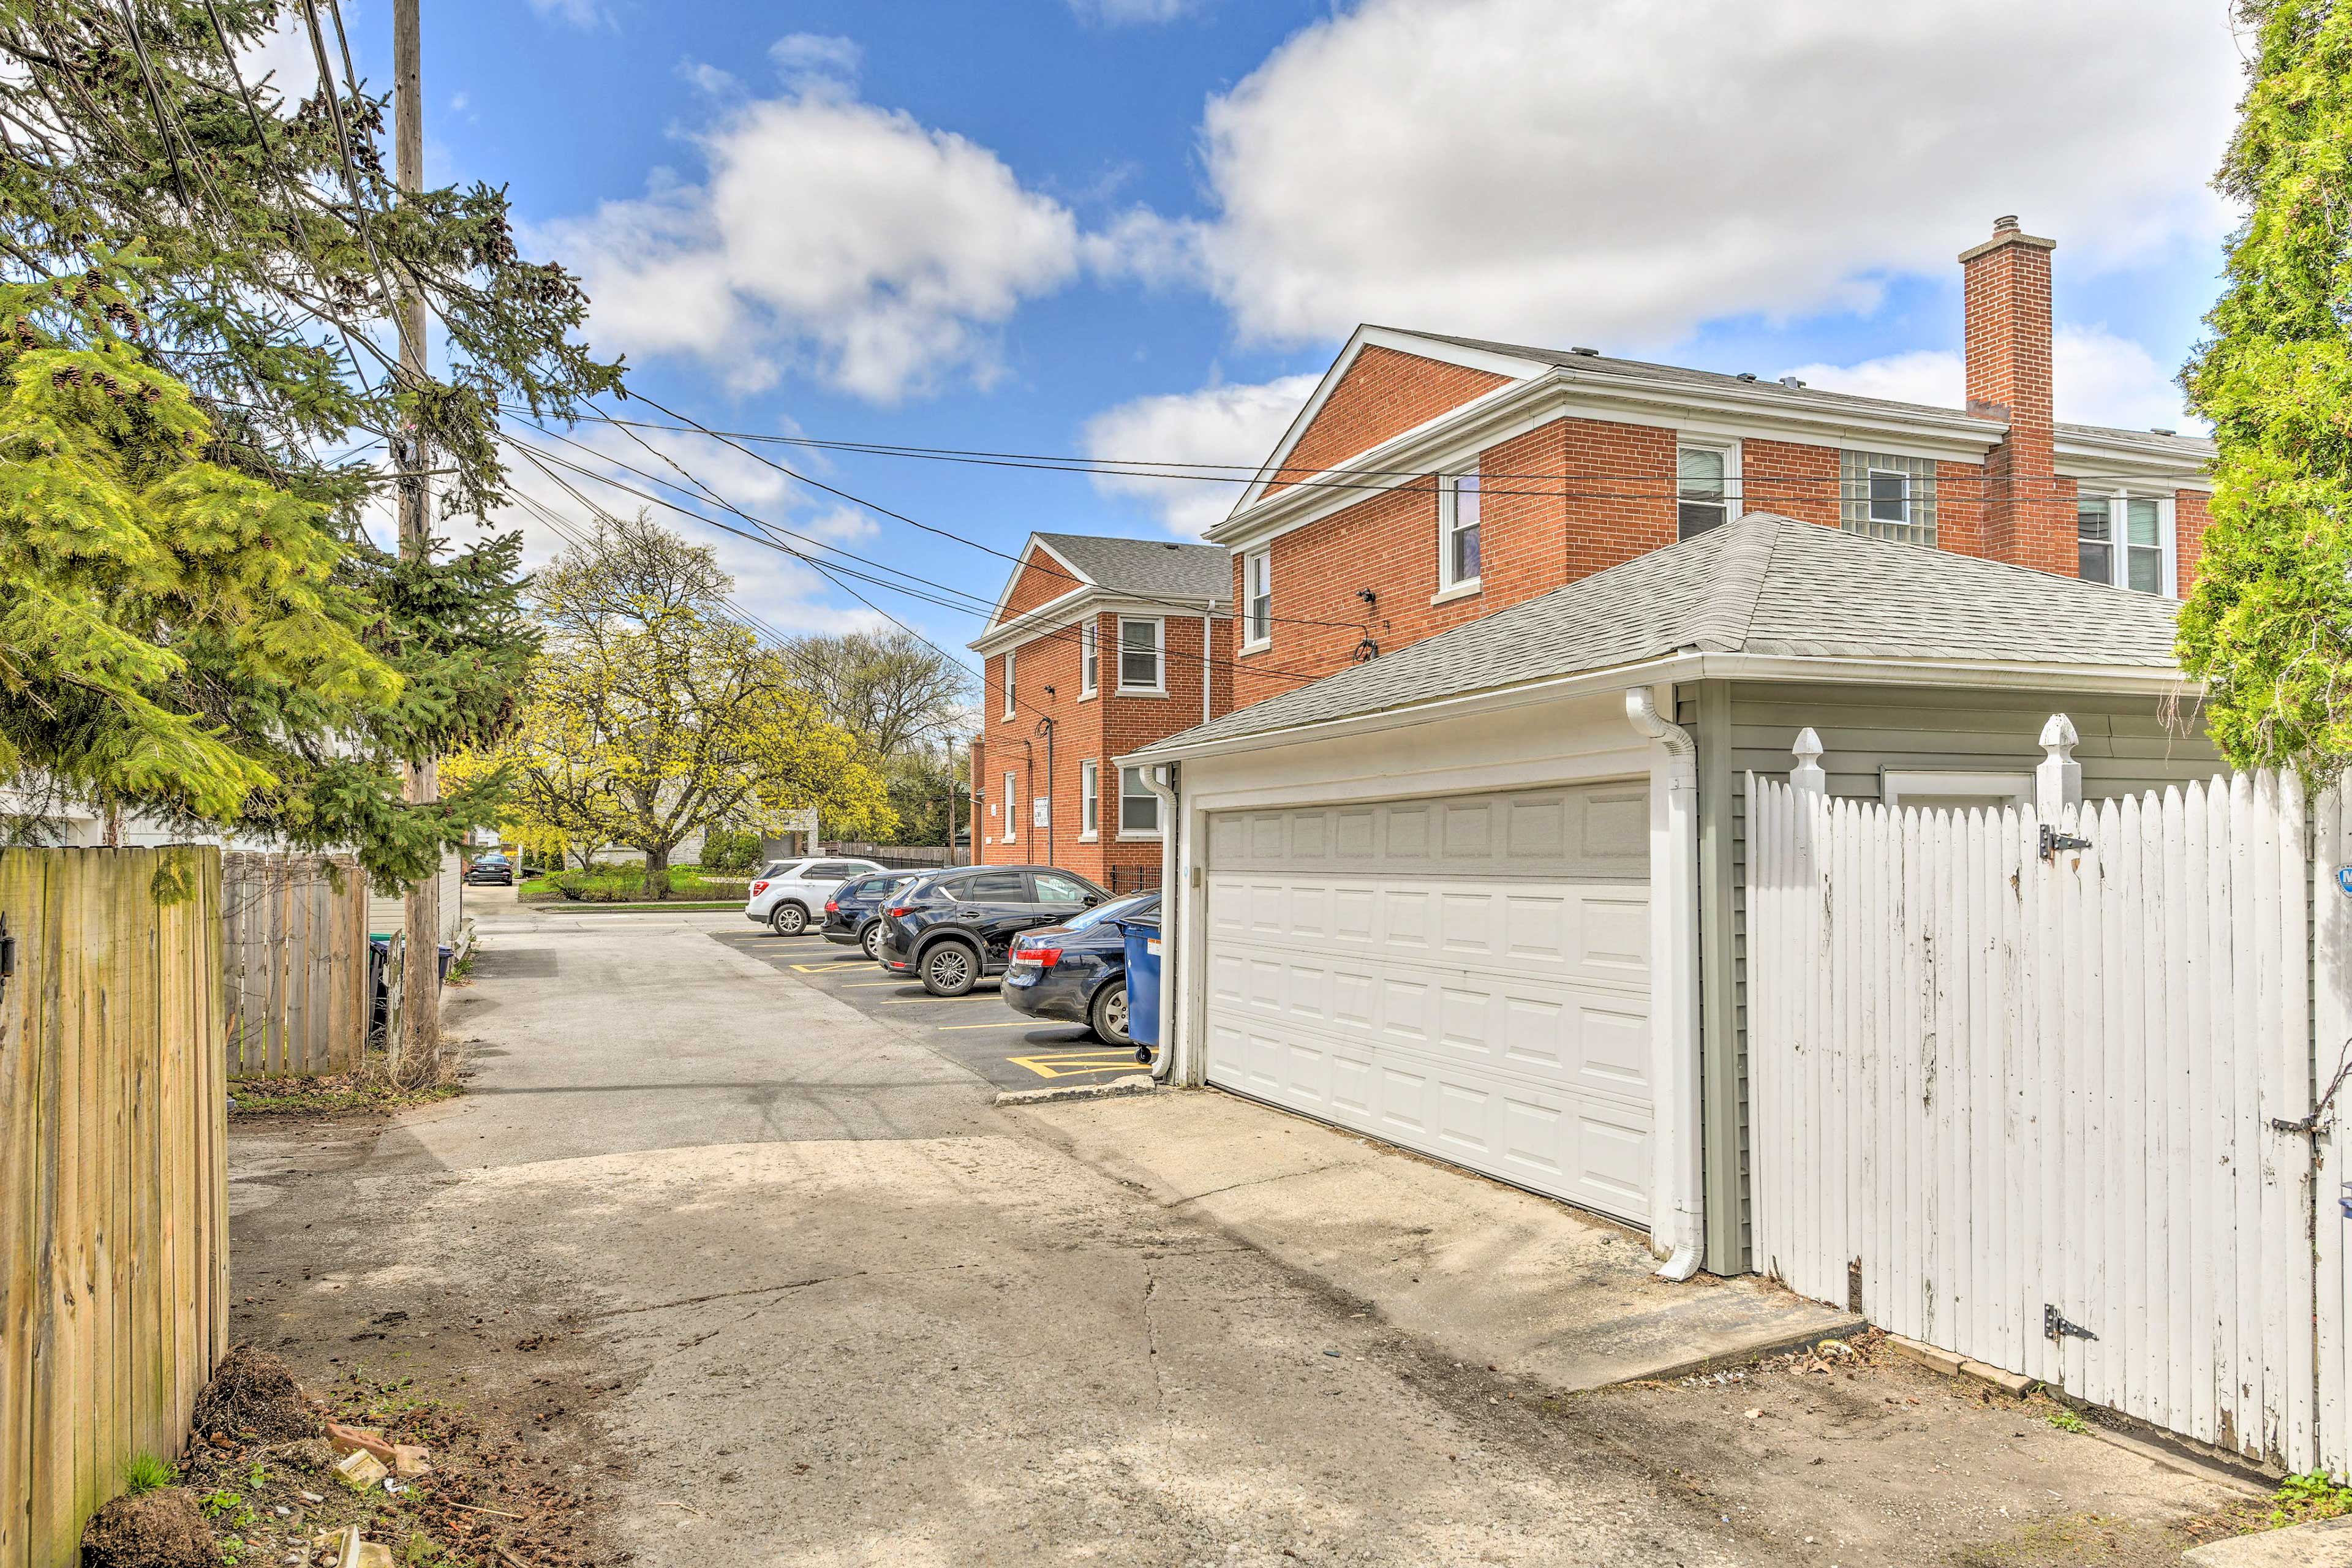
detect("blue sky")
(285, 0), (2247, 669)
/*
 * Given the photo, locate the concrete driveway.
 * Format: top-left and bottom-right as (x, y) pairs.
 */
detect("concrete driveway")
(225, 898), (2252, 1567)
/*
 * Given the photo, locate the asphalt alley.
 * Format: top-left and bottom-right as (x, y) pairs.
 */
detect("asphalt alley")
(708, 926), (1140, 1095)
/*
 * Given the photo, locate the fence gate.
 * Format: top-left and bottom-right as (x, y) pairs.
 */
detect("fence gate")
(1746, 737), (2352, 1474)
(222, 853), (369, 1078)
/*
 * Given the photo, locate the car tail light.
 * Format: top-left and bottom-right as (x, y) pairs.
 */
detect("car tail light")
(886, 905), (914, 918)
(824, 899), (839, 914)
(751, 881), (770, 895)
(1017, 943), (1062, 967)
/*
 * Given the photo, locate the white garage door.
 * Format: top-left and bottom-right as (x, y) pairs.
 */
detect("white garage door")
(1202, 783), (1654, 1226)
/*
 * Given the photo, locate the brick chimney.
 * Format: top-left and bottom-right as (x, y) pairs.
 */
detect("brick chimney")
(1960, 216), (2068, 575)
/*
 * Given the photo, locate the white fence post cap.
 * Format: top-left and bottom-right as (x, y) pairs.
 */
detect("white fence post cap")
(2036, 712), (2082, 819)
(1791, 728), (1826, 794)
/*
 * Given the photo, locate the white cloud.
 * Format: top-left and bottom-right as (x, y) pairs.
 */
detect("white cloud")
(1781, 325), (2201, 434)
(1168, 0), (2239, 350)
(234, 9), (320, 103)
(770, 32), (862, 91)
(526, 0), (605, 29)
(543, 88), (1082, 402)
(1068, 0), (1208, 23)
(1080, 374), (1321, 537)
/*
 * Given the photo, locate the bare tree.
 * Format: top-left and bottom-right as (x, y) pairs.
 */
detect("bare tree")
(781, 630), (976, 758)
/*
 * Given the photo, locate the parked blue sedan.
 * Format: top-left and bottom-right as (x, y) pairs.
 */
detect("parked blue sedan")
(1001, 892), (1159, 1046)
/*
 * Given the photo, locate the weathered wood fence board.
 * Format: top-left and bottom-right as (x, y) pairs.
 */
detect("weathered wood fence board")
(1749, 772), (2329, 1472)
(222, 853), (367, 1079)
(0, 848), (228, 1568)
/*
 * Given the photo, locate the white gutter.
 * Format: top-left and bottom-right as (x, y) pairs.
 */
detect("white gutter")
(1118, 651), (2199, 771)
(1624, 685), (1705, 1283)
(1140, 763), (1180, 1083)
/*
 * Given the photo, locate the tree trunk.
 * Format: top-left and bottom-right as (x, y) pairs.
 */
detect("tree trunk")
(644, 845), (671, 900)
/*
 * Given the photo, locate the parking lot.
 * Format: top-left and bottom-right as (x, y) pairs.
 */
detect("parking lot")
(709, 926), (1147, 1094)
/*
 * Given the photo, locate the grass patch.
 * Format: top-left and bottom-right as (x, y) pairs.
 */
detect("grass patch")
(2043, 1405), (2089, 1434)
(230, 1071), (463, 1117)
(121, 1452), (174, 1494)
(2267, 1471), (2352, 1529)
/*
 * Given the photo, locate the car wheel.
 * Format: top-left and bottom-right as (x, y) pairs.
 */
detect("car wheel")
(921, 941), (979, 997)
(770, 902), (808, 936)
(1091, 978), (1131, 1046)
(860, 920), (883, 960)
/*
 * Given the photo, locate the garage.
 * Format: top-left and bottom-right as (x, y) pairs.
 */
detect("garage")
(1200, 782), (1656, 1226)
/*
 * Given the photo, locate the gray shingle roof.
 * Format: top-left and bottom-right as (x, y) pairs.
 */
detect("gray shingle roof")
(1031, 532), (1231, 605)
(1406, 330), (2213, 458)
(1129, 514), (2185, 758)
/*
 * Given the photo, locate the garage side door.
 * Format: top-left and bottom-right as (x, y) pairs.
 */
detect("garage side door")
(1202, 783), (1654, 1225)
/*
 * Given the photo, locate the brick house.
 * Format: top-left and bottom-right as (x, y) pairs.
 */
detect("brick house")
(968, 533), (1231, 893)
(1119, 218), (2226, 1283)
(1210, 217), (2213, 710)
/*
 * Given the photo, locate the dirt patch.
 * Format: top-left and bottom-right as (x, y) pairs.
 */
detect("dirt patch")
(192, 1345), (318, 1444)
(228, 1070), (467, 1118)
(81, 1489), (217, 1568)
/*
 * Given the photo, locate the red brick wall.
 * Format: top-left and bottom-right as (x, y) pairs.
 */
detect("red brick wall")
(977, 609), (1220, 887)
(1742, 439), (1839, 528)
(1933, 461), (1990, 559)
(1232, 413), (1680, 710)
(1266, 345), (1510, 498)
(1961, 226), (2072, 578)
(2176, 489), (2213, 597)
(997, 545), (1080, 622)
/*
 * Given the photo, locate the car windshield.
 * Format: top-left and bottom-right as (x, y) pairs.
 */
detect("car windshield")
(1068, 893), (1155, 930)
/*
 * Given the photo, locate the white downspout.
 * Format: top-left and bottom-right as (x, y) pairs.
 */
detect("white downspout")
(1624, 685), (1705, 1282)
(1142, 763), (1180, 1082)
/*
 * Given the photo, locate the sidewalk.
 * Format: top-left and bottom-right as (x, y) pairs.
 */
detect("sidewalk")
(1012, 1087), (1856, 1391)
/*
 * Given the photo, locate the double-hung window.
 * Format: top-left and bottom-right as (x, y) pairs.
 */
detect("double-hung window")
(1001, 771), (1017, 842)
(1118, 617), (1163, 693)
(2078, 494), (2171, 595)
(1079, 620), (1098, 697)
(1439, 472), (1482, 592)
(1243, 551), (1272, 647)
(1001, 649), (1016, 718)
(1677, 443), (1732, 538)
(1080, 760), (1099, 839)
(1117, 766), (1161, 837)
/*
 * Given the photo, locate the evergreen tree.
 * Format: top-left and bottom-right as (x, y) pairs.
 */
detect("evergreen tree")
(2178, 0), (2352, 775)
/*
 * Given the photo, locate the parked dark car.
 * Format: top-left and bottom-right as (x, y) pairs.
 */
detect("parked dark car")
(462, 852), (513, 886)
(877, 865), (1109, 997)
(821, 870), (924, 960)
(1003, 892), (1158, 1044)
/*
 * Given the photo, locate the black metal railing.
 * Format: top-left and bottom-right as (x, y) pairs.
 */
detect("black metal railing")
(1106, 864), (1164, 895)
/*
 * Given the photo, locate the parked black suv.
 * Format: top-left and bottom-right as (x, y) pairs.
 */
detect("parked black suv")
(876, 865), (1109, 996)
(821, 870), (922, 960)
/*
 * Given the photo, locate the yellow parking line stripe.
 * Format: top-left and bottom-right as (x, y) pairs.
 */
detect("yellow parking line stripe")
(938, 1019), (1075, 1032)
(1006, 1053), (1140, 1079)
(790, 960), (870, 973)
(840, 981), (913, 989)
(881, 995), (987, 1004)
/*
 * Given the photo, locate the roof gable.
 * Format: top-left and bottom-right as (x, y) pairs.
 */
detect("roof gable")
(974, 532), (1234, 653)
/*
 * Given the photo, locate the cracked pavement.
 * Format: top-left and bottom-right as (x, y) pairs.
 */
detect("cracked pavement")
(225, 895), (2246, 1567)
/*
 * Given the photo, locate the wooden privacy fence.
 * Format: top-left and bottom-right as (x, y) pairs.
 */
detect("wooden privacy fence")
(222, 853), (369, 1078)
(0, 848), (230, 1568)
(1747, 731), (2352, 1476)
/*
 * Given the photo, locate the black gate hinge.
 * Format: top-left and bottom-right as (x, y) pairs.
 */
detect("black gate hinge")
(2039, 824), (2092, 861)
(2044, 1303), (2096, 1343)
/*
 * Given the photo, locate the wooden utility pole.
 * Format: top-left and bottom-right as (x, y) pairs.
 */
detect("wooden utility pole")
(393, 0), (439, 1082)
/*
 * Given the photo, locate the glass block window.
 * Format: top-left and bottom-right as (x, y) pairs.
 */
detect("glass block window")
(1840, 450), (1937, 546)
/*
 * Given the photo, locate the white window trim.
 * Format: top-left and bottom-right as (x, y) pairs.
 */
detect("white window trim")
(1866, 466), (1913, 527)
(1436, 469), (1482, 597)
(1078, 619), (1098, 699)
(1242, 551), (1272, 652)
(1079, 760), (1099, 841)
(1882, 769), (2034, 810)
(1001, 770), (1017, 843)
(1675, 435), (1743, 538)
(1115, 765), (1164, 840)
(2076, 490), (2178, 599)
(1116, 615), (1167, 695)
(1001, 649), (1016, 720)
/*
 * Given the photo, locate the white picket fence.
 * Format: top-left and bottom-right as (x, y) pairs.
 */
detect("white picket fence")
(1747, 737), (2352, 1476)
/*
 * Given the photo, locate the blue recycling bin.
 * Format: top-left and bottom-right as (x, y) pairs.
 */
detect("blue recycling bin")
(1118, 910), (1163, 1055)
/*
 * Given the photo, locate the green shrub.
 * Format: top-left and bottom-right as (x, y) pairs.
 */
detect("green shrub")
(700, 827), (762, 875)
(549, 864), (669, 902)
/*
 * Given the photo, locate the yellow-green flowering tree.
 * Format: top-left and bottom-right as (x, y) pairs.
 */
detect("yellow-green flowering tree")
(453, 513), (892, 892)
